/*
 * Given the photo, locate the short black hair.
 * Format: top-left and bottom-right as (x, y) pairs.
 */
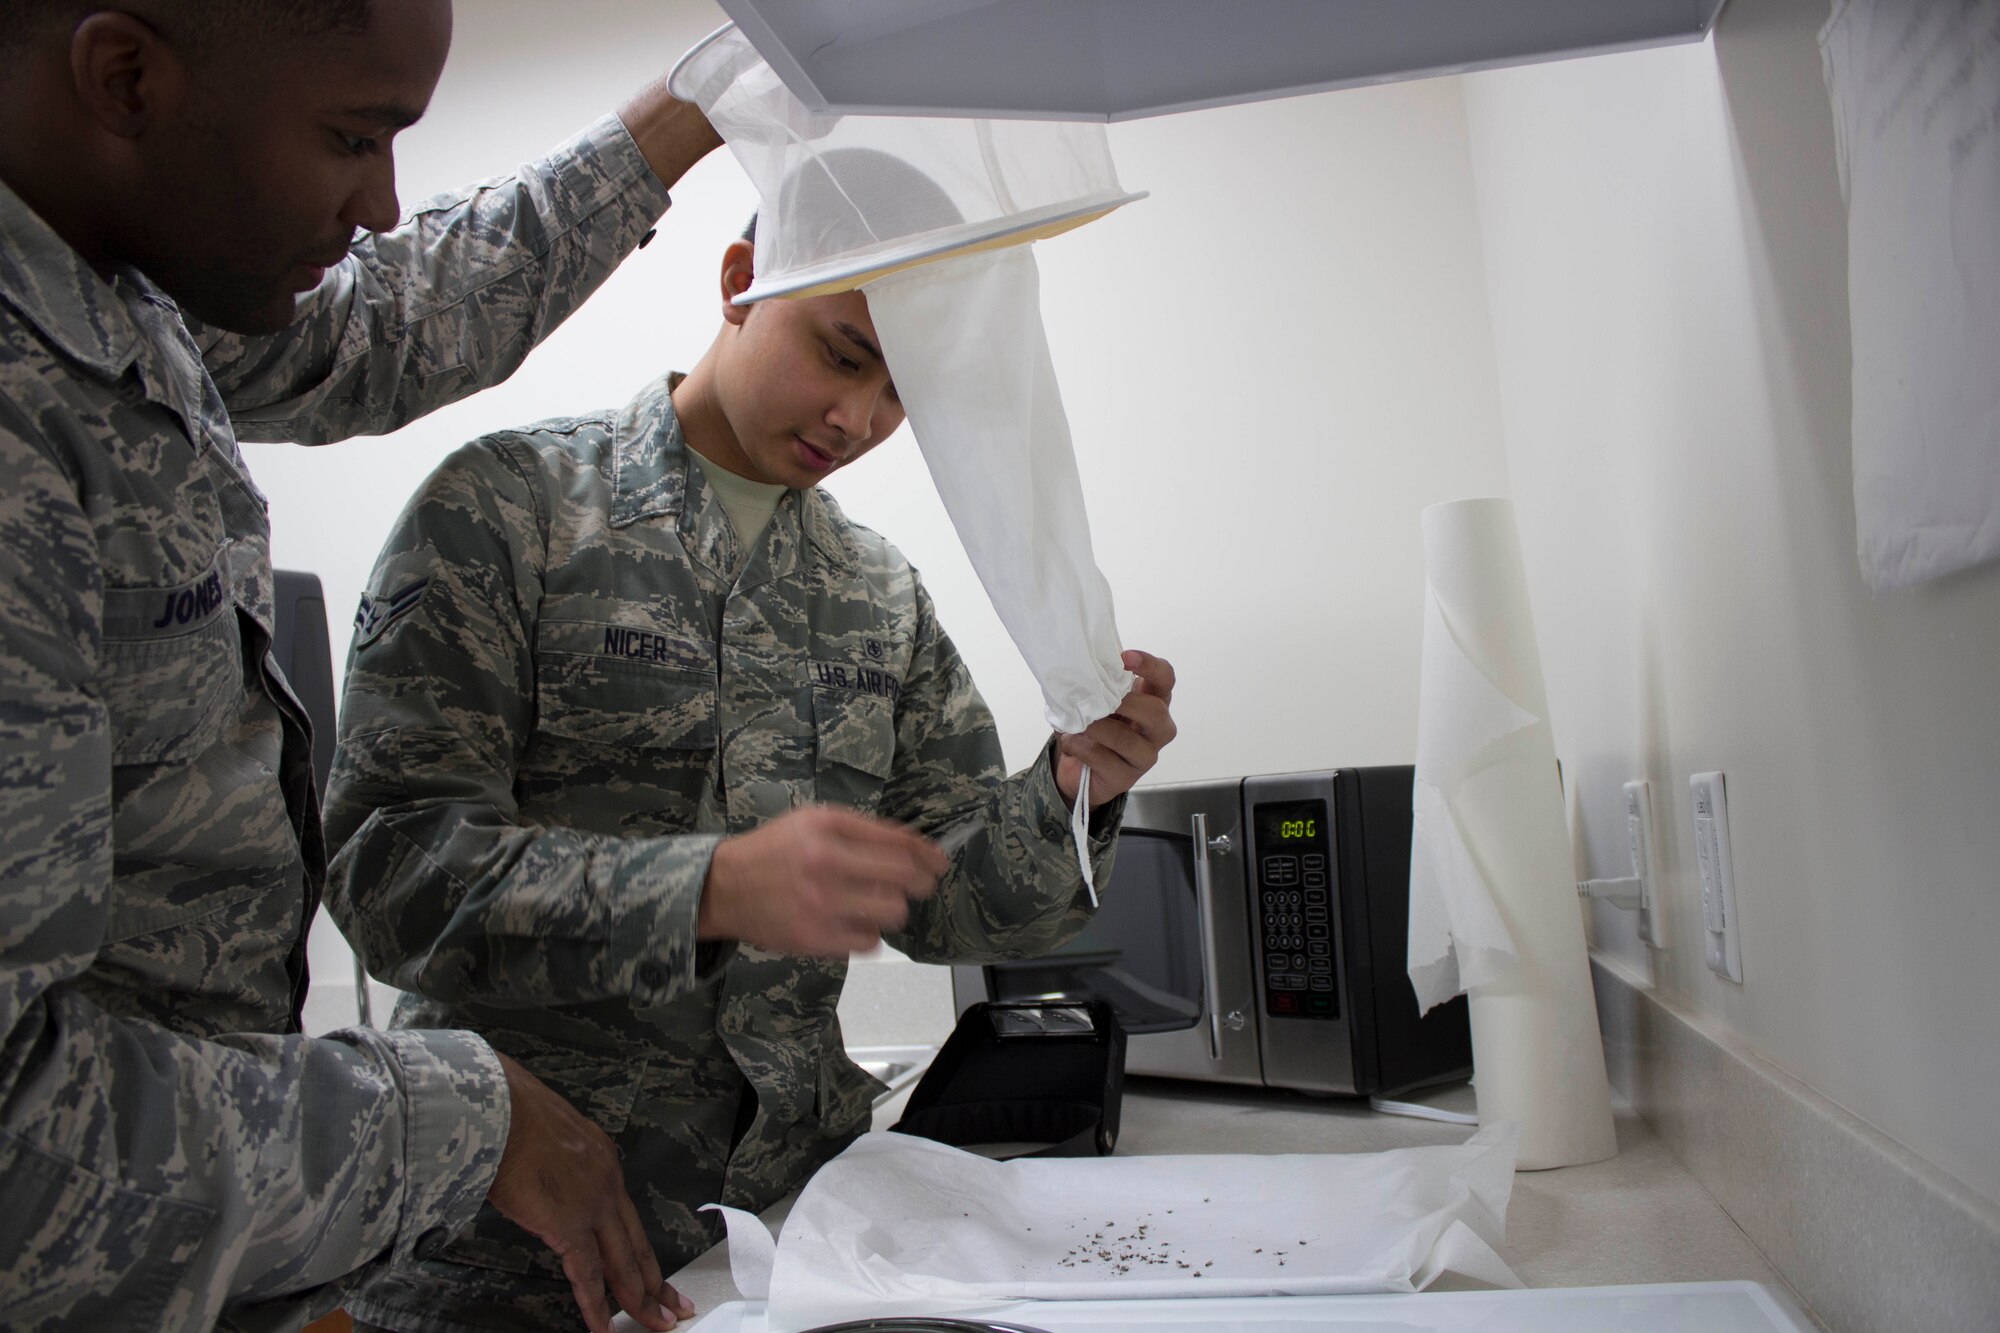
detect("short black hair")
(0, 0), (373, 56)
(742, 214), (757, 244)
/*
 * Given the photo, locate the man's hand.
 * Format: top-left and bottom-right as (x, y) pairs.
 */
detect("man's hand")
(1056, 650), (1178, 809)
(698, 805), (947, 956)
(486, 1055), (695, 1333)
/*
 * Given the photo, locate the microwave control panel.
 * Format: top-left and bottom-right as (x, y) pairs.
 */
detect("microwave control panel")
(1252, 799), (1338, 1020)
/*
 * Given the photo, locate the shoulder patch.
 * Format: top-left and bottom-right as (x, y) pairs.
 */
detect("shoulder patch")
(353, 576), (430, 649)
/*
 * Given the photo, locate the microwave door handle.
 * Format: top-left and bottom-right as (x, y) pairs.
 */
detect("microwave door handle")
(1191, 812), (1224, 1061)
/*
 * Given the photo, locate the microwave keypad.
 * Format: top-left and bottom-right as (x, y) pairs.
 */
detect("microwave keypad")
(1251, 800), (1338, 1020)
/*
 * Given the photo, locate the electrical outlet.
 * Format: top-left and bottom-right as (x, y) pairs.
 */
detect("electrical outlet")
(1623, 780), (1665, 949)
(1690, 771), (1743, 983)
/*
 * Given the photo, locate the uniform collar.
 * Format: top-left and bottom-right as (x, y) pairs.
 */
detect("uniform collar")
(609, 370), (860, 572)
(0, 175), (145, 378)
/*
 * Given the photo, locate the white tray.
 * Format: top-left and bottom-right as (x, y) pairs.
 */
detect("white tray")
(678, 1281), (1818, 1332)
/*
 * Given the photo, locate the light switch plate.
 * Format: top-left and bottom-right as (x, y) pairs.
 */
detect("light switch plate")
(1690, 771), (1743, 983)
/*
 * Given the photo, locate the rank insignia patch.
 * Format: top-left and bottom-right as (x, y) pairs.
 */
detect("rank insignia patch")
(354, 577), (430, 649)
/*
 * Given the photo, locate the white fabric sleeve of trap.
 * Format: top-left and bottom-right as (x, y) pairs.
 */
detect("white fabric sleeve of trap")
(729, 1124), (1520, 1333)
(864, 246), (1133, 736)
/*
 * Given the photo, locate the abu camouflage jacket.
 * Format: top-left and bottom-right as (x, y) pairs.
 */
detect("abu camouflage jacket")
(0, 115), (669, 1332)
(323, 374), (1119, 1333)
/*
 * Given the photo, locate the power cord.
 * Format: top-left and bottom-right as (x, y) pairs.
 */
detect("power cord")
(1577, 875), (1644, 911)
(1368, 1094), (1481, 1125)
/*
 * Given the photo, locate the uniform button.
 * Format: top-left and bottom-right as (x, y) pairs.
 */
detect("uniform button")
(415, 1227), (449, 1259)
(637, 961), (667, 990)
(638, 227), (658, 248)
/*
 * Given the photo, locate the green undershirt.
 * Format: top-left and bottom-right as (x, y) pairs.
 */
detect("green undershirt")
(689, 451), (788, 569)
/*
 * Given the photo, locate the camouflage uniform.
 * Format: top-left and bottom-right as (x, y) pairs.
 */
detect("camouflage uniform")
(0, 116), (670, 1332)
(323, 373), (1121, 1333)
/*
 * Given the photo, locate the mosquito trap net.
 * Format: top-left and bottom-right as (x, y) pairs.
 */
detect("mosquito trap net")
(669, 24), (1146, 743)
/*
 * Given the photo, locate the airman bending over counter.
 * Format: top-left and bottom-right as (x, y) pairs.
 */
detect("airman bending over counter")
(321, 219), (1180, 1332)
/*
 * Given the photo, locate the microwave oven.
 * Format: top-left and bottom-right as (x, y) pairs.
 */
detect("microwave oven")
(951, 767), (1472, 1097)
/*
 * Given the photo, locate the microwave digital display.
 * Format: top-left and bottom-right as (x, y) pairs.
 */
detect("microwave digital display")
(1252, 799), (1338, 1021)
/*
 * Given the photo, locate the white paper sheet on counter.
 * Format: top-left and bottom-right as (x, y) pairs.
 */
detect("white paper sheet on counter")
(703, 1124), (1521, 1333)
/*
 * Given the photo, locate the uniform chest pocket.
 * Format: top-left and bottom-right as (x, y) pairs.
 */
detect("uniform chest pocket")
(534, 654), (719, 752)
(98, 590), (242, 768)
(527, 637), (719, 835)
(812, 686), (897, 811)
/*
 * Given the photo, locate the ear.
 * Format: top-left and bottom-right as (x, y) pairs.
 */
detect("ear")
(719, 238), (756, 327)
(69, 11), (184, 140)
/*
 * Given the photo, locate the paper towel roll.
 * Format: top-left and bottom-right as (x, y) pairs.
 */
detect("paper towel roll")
(1409, 498), (1616, 1171)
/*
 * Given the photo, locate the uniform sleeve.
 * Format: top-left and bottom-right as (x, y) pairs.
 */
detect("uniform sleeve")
(322, 440), (718, 1012)
(0, 414), (509, 1327)
(879, 580), (1123, 965)
(202, 114), (670, 445)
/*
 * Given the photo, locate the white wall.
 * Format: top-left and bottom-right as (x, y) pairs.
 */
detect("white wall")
(1460, 0), (2000, 1207)
(277, 2), (1507, 1034)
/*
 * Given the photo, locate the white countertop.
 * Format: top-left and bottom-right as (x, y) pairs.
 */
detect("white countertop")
(661, 1073), (1810, 1324)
